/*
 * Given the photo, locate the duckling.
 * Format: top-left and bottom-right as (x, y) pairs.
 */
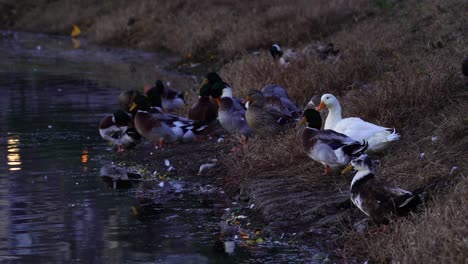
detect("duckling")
(343, 154), (423, 225)
(300, 109), (368, 175)
(316, 93), (400, 153)
(130, 95), (207, 149)
(244, 90), (295, 137)
(144, 80), (185, 112)
(99, 110), (141, 151)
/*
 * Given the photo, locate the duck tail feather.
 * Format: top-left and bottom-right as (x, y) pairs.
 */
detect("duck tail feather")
(386, 128), (401, 142)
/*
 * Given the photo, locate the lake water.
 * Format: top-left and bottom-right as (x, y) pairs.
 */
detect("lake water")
(0, 31), (312, 263)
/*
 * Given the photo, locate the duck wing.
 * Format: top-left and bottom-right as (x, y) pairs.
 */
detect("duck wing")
(333, 117), (390, 141)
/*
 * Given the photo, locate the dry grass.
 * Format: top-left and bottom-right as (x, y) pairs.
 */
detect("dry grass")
(5, 0), (371, 58)
(220, 0), (467, 262)
(4, 0), (468, 262)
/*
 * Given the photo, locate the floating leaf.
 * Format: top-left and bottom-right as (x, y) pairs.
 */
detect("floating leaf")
(71, 24), (81, 37)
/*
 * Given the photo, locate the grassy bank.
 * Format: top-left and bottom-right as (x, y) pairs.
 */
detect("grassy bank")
(3, 0), (467, 262)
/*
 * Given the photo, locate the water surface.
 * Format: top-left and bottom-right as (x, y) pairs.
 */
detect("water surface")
(0, 31), (311, 263)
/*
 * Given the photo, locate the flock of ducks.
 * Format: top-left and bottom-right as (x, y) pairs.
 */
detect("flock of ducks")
(98, 46), (424, 226)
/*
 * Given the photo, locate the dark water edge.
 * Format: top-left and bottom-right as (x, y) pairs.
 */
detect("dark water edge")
(0, 31), (316, 263)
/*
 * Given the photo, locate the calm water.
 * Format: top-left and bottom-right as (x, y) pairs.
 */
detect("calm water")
(0, 31), (311, 263)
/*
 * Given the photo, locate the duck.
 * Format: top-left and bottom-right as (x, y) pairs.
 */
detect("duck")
(118, 90), (142, 112)
(130, 95), (207, 149)
(300, 109), (368, 175)
(269, 44), (300, 66)
(218, 88), (253, 140)
(342, 154), (423, 225)
(200, 72), (245, 110)
(99, 110), (141, 151)
(316, 93), (400, 153)
(260, 84), (302, 118)
(244, 90), (295, 137)
(188, 95), (219, 126)
(144, 80), (185, 112)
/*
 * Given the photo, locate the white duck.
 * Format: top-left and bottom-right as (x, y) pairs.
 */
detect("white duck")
(315, 94), (400, 153)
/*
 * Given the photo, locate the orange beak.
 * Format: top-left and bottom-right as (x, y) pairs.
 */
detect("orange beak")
(315, 101), (326, 111)
(241, 96), (250, 104)
(299, 116), (307, 125)
(215, 97), (221, 106)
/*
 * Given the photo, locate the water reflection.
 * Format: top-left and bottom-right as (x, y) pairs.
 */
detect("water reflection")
(7, 135), (21, 171)
(0, 31), (311, 263)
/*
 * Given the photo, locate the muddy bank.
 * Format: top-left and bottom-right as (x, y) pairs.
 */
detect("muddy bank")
(104, 131), (367, 261)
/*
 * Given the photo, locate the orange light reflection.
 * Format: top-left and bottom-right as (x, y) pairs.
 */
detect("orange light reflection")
(7, 135), (21, 171)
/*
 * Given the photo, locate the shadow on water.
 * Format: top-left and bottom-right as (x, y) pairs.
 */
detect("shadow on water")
(0, 31), (311, 263)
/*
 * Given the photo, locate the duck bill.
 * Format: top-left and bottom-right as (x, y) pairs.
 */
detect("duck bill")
(341, 164), (354, 174)
(241, 96), (250, 104)
(315, 101), (326, 111)
(129, 102), (138, 112)
(298, 117), (307, 125)
(215, 97), (221, 107)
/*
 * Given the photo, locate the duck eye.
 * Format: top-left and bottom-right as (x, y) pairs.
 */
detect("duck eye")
(326, 97), (329, 99)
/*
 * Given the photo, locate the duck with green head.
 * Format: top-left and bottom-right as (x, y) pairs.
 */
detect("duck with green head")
(144, 80), (185, 112)
(300, 109), (367, 175)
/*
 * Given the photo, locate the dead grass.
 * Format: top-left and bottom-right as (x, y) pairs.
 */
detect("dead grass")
(220, 0), (467, 262)
(4, 0), (468, 262)
(5, 0), (371, 58)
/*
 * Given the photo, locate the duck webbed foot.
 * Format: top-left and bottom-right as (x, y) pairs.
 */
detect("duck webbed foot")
(323, 164), (332, 175)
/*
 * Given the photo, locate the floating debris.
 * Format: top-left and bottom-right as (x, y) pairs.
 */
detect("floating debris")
(450, 166), (458, 175)
(197, 159), (218, 175)
(431, 136), (438, 142)
(224, 241), (235, 255)
(164, 159), (175, 171)
(419, 152), (425, 159)
(71, 24), (81, 37)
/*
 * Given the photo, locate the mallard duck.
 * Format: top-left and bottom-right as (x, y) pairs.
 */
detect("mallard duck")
(99, 110), (141, 151)
(244, 90), (295, 137)
(342, 154), (423, 225)
(118, 90), (142, 112)
(316, 93), (400, 153)
(144, 80), (185, 112)
(188, 95), (218, 125)
(201, 72), (245, 110)
(130, 95), (207, 148)
(300, 109), (368, 175)
(260, 84), (302, 118)
(218, 96), (253, 139)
